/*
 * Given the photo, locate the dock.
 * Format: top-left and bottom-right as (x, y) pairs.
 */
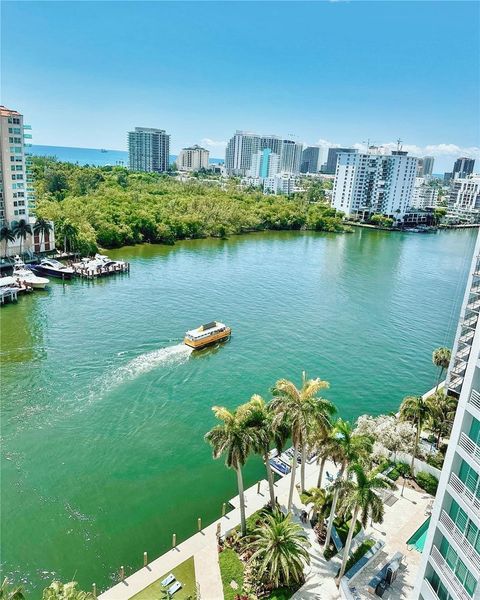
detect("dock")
(71, 261), (130, 279)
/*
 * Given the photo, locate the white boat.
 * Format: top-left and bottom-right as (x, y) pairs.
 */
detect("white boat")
(76, 254), (127, 273)
(13, 257), (49, 289)
(94, 253), (127, 268)
(31, 258), (75, 280)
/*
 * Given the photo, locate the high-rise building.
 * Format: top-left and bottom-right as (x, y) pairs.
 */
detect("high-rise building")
(448, 177), (480, 223)
(128, 127), (170, 172)
(414, 230), (480, 600)
(325, 147), (356, 174)
(417, 156), (435, 178)
(331, 150), (418, 220)
(0, 106), (53, 255)
(300, 146), (322, 173)
(453, 157), (475, 180)
(263, 173), (303, 195)
(280, 140), (303, 174)
(410, 177), (439, 209)
(248, 148), (280, 179)
(176, 145), (209, 171)
(225, 131), (261, 176)
(260, 135), (283, 157)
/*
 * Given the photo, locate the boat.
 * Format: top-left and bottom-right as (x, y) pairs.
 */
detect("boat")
(31, 258), (74, 279)
(184, 321), (231, 349)
(269, 457), (291, 477)
(13, 257), (49, 289)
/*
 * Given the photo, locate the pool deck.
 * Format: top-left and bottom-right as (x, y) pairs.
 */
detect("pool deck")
(347, 487), (433, 600)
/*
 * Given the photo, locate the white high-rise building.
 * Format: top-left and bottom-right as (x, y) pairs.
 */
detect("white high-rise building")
(0, 105), (54, 255)
(128, 127), (170, 172)
(225, 131), (261, 176)
(176, 145), (209, 172)
(410, 177), (439, 209)
(331, 150), (418, 220)
(248, 149), (280, 179)
(448, 177), (480, 223)
(280, 140), (303, 174)
(263, 173), (303, 195)
(414, 230), (480, 600)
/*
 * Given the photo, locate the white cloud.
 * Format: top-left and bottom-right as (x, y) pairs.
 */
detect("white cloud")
(201, 138), (227, 149)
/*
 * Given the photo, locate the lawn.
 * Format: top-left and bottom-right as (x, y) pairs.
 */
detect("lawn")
(219, 547), (245, 600)
(130, 557), (196, 600)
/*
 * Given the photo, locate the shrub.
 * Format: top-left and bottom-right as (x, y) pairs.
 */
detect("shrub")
(426, 453), (445, 469)
(219, 548), (245, 600)
(416, 471), (439, 495)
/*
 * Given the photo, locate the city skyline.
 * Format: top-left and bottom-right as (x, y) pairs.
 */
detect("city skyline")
(2, 1), (479, 173)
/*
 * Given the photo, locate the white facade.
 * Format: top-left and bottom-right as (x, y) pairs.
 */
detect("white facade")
(280, 140), (303, 174)
(128, 127), (170, 172)
(410, 177), (439, 209)
(0, 106), (54, 256)
(331, 150), (418, 220)
(225, 131), (261, 176)
(263, 173), (303, 195)
(248, 149), (280, 179)
(176, 145), (209, 172)
(415, 231), (480, 600)
(448, 177), (480, 223)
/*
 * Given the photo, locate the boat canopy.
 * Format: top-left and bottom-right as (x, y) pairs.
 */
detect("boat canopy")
(185, 322), (227, 340)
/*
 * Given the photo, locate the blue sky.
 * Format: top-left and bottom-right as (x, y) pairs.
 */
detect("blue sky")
(2, 1), (479, 171)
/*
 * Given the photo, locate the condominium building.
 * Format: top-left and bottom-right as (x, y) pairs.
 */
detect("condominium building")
(410, 177), (439, 209)
(176, 145), (209, 172)
(225, 131), (261, 176)
(448, 177), (480, 224)
(331, 149), (418, 220)
(324, 147), (356, 174)
(128, 127), (170, 172)
(248, 148), (280, 179)
(453, 158), (476, 180)
(260, 135), (283, 157)
(415, 230), (480, 600)
(300, 146), (322, 174)
(279, 140), (303, 174)
(0, 106), (53, 255)
(417, 156), (435, 178)
(263, 173), (303, 195)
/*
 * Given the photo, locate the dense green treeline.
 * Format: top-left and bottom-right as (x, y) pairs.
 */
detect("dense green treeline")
(32, 157), (345, 254)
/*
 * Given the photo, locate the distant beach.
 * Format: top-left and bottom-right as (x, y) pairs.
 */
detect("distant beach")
(29, 144), (222, 167)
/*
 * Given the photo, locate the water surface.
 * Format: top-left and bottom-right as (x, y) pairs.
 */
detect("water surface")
(0, 228), (475, 596)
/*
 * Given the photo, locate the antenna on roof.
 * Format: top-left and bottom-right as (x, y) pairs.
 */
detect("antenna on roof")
(397, 138), (403, 151)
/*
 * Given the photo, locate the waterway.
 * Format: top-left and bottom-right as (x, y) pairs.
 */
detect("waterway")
(0, 228), (476, 596)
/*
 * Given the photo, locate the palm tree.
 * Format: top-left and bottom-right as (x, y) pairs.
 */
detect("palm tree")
(432, 347), (451, 391)
(33, 218), (53, 252)
(271, 375), (334, 510)
(335, 464), (393, 584)
(427, 389), (458, 447)
(12, 219), (32, 256)
(57, 219), (78, 253)
(0, 226), (15, 258)
(237, 394), (284, 508)
(42, 581), (95, 600)
(324, 419), (373, 551)
(205, 405), (255, 536)
(310, 418), (334, 488)
(0, 578), (25, 600)
(302, 486), (332, 524)
(399, 394), (432, 475)
(246, 509), (310, 588)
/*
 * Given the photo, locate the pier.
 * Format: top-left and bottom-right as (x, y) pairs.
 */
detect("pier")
(71, 260), (130, 279)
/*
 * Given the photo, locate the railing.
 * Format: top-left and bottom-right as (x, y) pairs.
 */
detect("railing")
(448, 472), (480, 517)
(466, 298), (480, 312)
(469, 389), (480, 412)
(421, 578), (440, 600)
(462, 314), (478, 329)
(459, 432), (480, 467)
(430, 546), (471, 600)
(439, 511), (480, 575)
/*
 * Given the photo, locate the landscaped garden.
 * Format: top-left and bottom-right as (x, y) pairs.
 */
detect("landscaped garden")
(130, 557), (196, 600)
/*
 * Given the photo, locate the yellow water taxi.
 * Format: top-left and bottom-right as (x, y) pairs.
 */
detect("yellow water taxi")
(184, 321), (232, 349)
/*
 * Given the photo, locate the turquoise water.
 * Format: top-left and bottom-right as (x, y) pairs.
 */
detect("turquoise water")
(0, 228), (475, 596)
(29, 145), (222, 167)
(407, 516), (431, 552)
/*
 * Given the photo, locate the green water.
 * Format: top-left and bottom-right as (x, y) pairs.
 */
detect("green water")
(0, 228), (476, 596)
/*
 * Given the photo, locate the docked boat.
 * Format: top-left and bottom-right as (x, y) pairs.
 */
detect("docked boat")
(31, 258), (74, 280)
(184, 321), (231, 349)
(13, 258), (49, 289)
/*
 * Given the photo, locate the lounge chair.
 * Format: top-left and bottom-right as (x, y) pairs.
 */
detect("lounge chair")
(168, 581), (182, 596)
(161, 573), (175, 587)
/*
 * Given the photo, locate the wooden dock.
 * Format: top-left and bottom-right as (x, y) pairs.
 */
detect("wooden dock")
(71, 261), (130, 279)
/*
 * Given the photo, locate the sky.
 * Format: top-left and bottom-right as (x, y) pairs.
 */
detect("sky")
(2, 1), (479, 172)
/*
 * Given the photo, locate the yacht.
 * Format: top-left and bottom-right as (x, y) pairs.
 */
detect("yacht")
(13, 258), (49, 289)
(31, 258), (74, 280)
(184, 321), (231, 350)
(94, 253), (127, 269)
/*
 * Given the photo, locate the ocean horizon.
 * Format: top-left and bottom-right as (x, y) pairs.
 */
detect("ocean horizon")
(29, 144), (223, 167)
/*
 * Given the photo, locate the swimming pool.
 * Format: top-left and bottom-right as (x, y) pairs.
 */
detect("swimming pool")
(407, 517), (431, 552)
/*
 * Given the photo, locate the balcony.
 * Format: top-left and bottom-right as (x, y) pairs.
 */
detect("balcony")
(458, 432), (480, 468)
(449, 472), (480, 519)
(420, 578), (440, 600)
(462, 314), (478, 329)
(469, 389), (480, 412)
(23, 124), (32, 130)
(467, 298), (480, 312)
(459, 330), (475, 345)
(23, 134), (32, 139)
(429, 546), (471, 600)
(439, 511), (480, 575)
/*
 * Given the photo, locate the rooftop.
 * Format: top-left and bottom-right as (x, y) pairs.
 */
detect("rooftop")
(0, 105), (22, 118)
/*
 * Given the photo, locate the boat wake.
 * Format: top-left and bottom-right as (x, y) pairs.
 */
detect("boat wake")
(106, 343), (193, 389)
